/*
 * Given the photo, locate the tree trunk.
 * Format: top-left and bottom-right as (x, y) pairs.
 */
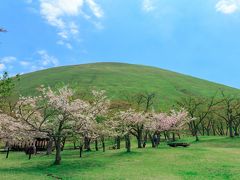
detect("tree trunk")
(6, 147), (10, 159)
(46, 139), (53, 155)
(73, 141), (76, 149)
(229, 120), (234, 138)
(177, 133), (181, 139)
(54, 137), (62, 165)
(193, 121), (199, 141)
(95, 139), (99, 151)
(47, 139), (53, 155)
(137, 137), (142, 148)
(29, 153), (32, 160)
(172, 132), (176, 142)
(149, 134), (155, 148)
(156, 133), (160, 147)
(143, 133), (147, 148)
(61, 137), (66, 151)
(136, 127), (143, 148)
(234, 125), (239, 136)
(5, 141), (9, 150)
(79, 144), (83, 158)
(116, 136), (121, 149)
(125, 134), (131, 152)
(102, 137), (105, 152)
(201, 123), (205, 136)
(163, 132), (167, 140)
(195, 132), (199, 141)
(84, 137), (91, 151)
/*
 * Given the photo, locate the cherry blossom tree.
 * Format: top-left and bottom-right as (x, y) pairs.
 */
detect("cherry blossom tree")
(109, 109), (145, 152)
(0, 112), (46, 158)
(146, 109), (192, 147)
(11, 86), (110, 165)
(73, 90), (110, 152)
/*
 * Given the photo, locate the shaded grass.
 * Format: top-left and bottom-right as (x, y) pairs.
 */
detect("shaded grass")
(1, 136), (240, 179)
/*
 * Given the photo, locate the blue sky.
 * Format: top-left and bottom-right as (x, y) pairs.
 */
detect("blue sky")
(0, 0), (240, 88)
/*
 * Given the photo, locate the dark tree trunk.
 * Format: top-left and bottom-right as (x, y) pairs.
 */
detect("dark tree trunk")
(79, 144), (83, 158)
(6, 147), (10, 159)
(163, 132), (167, 141)
(234, 125), (239, 136)
(46, 139), (53, 155)
(166, 132), (170, 141)
(156, 133), (160, 147)
(137, 137), (142, 148)
(149, 134), (155, 148)
(143, 133), (148, 148)
(195, 133), (199, 141)
(61, 137), (66, 151)
(172, 132), (176, 142)
(212, 125), (216, 136)
(188, 122), (195, 136)
(206, 129), (210, 136)
(84, 137), (91, 151)
(95, 139), (99, 151)
(5, 141), (9, 150)
(29, 153), (32, 160)
(125, 134), (131, 152)
(193, 121), (199, 141)
(54, 137), (62, 165)
(101, 137), (105, 152)
(201, 123), (205, 136)
(177, 133), (181, 139)
(137, 126), (143, 148)
(229, 120), (234, 138)
(73, 141), (76, 149)
(116, 136), (121, 149)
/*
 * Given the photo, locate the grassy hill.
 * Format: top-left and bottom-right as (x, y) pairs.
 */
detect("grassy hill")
(15, 62), (240, 110)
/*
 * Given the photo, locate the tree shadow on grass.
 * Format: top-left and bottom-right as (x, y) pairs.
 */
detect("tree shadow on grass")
(0, 156), (108, 179)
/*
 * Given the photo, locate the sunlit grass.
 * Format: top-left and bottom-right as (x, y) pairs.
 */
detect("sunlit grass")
(1, 136), (240, 179)
(15, 63), (240, 110)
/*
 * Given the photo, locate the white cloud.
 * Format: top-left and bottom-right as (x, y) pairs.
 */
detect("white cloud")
(57, 40), (73, 49)
(65, 43), (73, 49)
(0, 51), (59, 74)
(58, 31), (68, 39)
(18, 50), (59, 72)
(142, 0), (155, 13)
(0, 63), (6, 71)
(85, 0), (104, 18)
(0, 56), (17, 72)
(69, 22), (79, 35)
(216, 0), (240, 14)
(40, 0), (84, 30)
(0, 56), (16, 64)
(39, 0), (104, 48)
(20, 61), (30, 67)
(37, 50), (59, 67)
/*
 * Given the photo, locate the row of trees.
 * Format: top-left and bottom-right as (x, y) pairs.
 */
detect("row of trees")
(0, 82), (191, 165)
(178, 92), (240, 141)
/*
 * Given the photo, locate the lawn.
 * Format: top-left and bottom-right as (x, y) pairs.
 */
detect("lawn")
(1, 136), (240, 180)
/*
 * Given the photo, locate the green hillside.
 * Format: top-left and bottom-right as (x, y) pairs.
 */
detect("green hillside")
(15, 62), (240, 109)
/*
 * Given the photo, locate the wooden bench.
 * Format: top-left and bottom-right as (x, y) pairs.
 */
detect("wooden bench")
(167, 143), (190, 147)
(0, 149), (8, 153)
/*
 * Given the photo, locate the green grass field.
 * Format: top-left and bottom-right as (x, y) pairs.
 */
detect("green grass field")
(1, 136), (240, 180)
(15, 63), (240, 110)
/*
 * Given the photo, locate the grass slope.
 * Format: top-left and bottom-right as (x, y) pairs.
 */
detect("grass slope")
(1, 137), (240, 179)
(16, 62), (240, 109)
